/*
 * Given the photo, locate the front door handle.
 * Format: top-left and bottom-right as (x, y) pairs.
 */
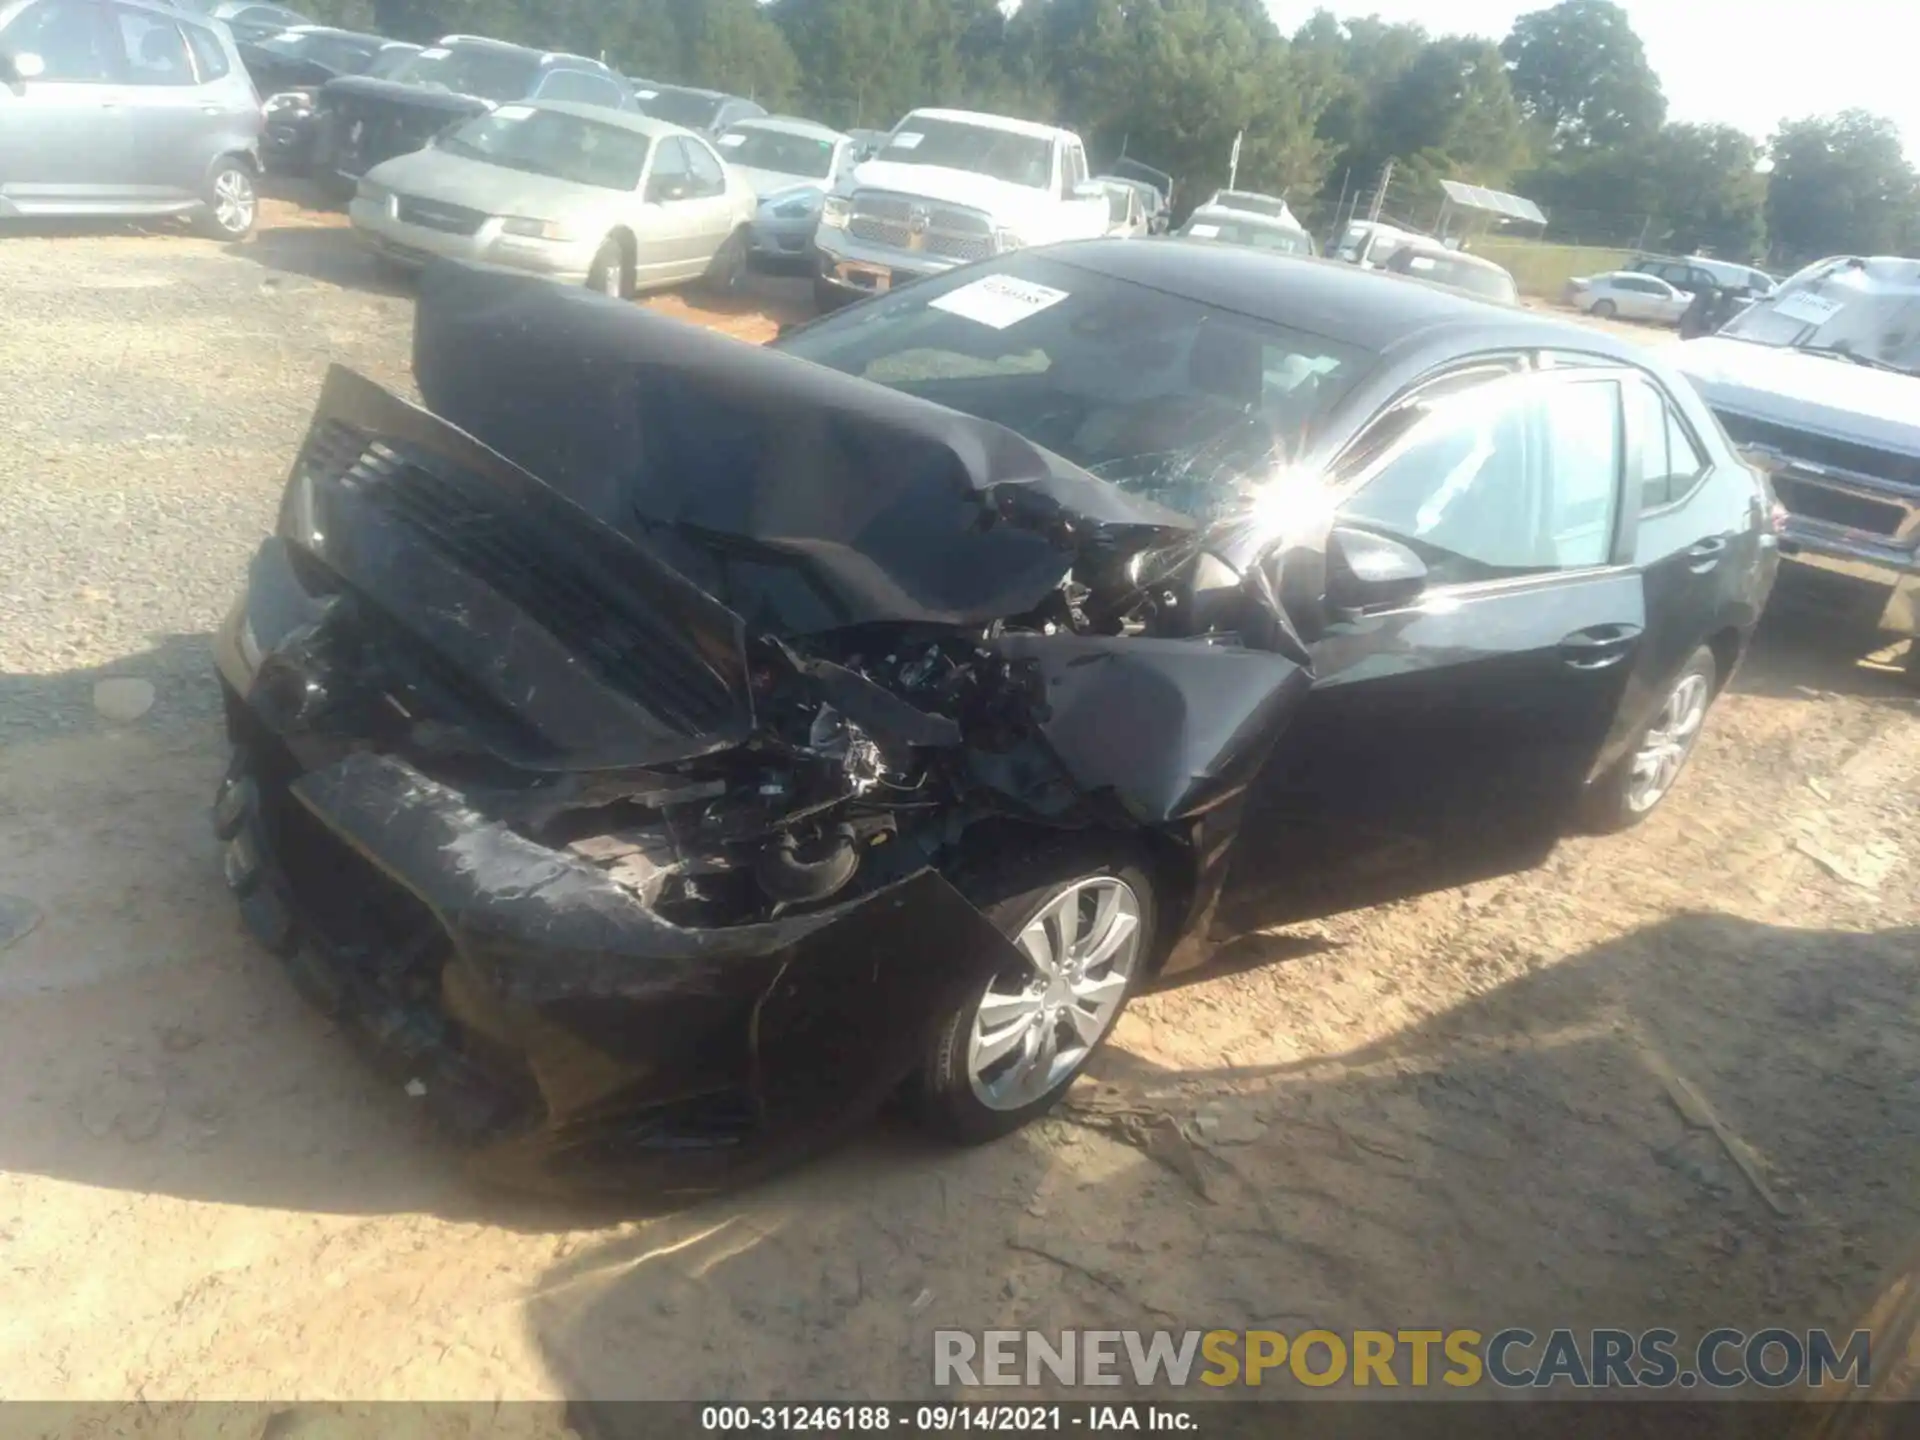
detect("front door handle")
(1558, 622), (1642, 670)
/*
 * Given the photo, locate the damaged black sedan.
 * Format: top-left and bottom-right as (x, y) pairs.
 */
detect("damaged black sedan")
(212, 243), (1777, 1196)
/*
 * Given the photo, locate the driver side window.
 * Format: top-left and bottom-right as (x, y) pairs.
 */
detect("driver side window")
(1338, 374), (1623, 586)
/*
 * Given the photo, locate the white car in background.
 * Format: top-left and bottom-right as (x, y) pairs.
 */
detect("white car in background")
(811, 108), (1110, 311)
(1178, 203), (1316, 256)
(349, 102), (755, 298)
(1564, 270), (1693, 325)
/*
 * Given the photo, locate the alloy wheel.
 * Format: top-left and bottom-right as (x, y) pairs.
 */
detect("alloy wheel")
(1627, 670), (1710, 813)
(213, 169), (256, 237)
(967, 876), (1142, 1111)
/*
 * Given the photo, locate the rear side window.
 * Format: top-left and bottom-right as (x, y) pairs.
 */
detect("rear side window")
(181, 19), (227, 80)
(3, 0), (117, 80)
(114, 6), (194, 85)
(1628, 380), (1710, 510)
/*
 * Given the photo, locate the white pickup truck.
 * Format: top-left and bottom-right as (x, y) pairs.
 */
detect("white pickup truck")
(811, 108), (1112, 310)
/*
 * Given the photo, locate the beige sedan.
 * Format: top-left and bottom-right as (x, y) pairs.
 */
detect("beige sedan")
(348, 102), (756, 298)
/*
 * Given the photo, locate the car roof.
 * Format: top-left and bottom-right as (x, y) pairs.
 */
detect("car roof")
(277, 24), (385, 42)
(432, 34), (599, 66)
(1187, 203), (1306, 233)
(648, 83), (747, 103)
(518, 101), (675, 137)
(1040, 239), (1645, 360)
(724, 114), (846, 142)
(1398, 245), (1513, 277)
(900, 108), (1069, 142)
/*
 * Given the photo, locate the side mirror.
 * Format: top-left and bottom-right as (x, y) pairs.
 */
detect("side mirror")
(4, 50), (47, 81)
(1325, 526), (1427, 616)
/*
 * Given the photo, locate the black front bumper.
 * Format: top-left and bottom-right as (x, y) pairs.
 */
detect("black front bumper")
(213, 691), (1015, 1198)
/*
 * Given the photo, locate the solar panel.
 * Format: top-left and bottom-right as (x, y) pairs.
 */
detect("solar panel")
(1439, 178), (1546, 225)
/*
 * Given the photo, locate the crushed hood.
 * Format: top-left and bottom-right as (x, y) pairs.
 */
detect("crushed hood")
(411, 260), (1192, 636)
(1675, 337), (1920, 458)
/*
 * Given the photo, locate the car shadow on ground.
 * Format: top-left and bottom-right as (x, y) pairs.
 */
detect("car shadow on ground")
(526, 909), (1920, 1405)
(231, 223), (415, 299)
(1735, 594), (1917, 706)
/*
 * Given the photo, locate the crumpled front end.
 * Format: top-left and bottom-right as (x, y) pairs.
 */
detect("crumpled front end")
(214, 268), (1312, 1194)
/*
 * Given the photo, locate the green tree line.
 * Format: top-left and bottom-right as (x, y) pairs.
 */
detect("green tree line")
(304, 0), (1920, 267)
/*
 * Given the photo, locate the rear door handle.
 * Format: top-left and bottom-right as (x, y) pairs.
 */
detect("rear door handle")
(1558, 623), (1642, 670)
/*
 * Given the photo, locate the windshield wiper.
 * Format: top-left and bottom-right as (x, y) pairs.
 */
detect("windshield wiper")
(1796, 343), (1915, 375)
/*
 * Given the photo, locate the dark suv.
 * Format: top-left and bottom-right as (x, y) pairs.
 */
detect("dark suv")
(310, 35), (629, 198)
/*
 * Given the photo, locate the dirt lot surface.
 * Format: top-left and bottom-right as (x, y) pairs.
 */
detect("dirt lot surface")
(2, 198), (1918, 1419)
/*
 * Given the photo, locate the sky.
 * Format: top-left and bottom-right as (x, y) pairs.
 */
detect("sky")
(1264, 0), (1920, 158)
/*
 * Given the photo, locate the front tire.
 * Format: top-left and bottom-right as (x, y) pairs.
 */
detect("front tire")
(586, 234), (631, 299)
(915, 849), (1156, 1145)
(198, 160), (258, 241)
(1580, 644), (1717, 833)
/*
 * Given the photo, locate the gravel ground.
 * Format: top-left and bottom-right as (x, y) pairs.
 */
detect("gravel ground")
(1, 211), (1917, 1424)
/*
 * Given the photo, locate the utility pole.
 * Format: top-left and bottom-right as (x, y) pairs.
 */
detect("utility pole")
(1228, 130), (1243, 191)
(1331, 167), (1350, 234)
(1366, 158), (1394, 224)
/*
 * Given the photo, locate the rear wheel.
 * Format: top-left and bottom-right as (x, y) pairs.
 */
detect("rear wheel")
(1589, 297), (1618, 319)
(197, 160), (258, 241)
(701, 226), (749, 296)
(915, 849), (1155, 1144)
(586, 234), (631, 299)
(1580, 645), (1717, 832)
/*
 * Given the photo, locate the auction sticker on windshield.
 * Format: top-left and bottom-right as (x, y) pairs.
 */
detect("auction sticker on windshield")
(418, 46), (449, 58)
(492, 104), (535, 120)
(717, 133), (746, 147)
(890, 132), (924, 150)
(928, 275), (1070, 330)
(1773, 292), (1845, 327)
(1188, 223), (1220, 238)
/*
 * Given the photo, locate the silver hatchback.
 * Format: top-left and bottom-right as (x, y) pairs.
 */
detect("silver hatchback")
(0, 0), (264, 239)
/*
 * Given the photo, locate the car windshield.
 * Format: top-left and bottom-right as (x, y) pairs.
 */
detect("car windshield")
(715, 126), (835, 180)
(439, 107), (650, 190)
(384, 43), (538, 103)
(1717, 260), (1920, 376)
(1393, 252), (1515, 302)
(636, 88), (725, 130)
(877, 117), (1054, 189)
(1184, 216), (1313, 256)
(777, 255), (1369, 521)
(1214, 190), (1290, 218)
